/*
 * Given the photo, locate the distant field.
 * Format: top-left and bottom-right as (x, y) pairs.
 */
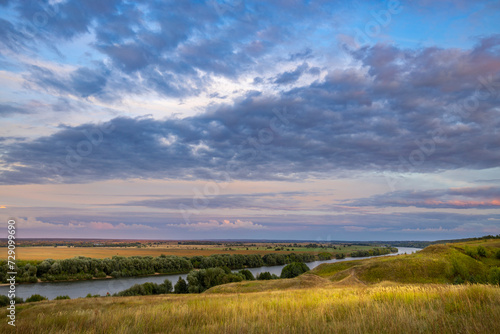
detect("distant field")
(2, 284), (499, 333)
(12, 244), (374, 260)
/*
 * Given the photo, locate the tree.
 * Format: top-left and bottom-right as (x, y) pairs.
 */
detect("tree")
(280, 262), (310, 279)
(162, 279), (173, 293)
(174, 277), (188, 294)
(238, 269), (255, 280)
(256, 272), (276, 280)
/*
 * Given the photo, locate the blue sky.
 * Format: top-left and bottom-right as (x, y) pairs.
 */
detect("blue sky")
(1, 0), (500, 241)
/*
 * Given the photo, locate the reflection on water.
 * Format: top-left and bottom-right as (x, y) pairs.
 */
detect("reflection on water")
(0, 247), (420, 300)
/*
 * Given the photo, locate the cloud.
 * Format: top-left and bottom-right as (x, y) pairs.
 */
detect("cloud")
(0, 103), (32, 117)
(89, 221), (157, 230)
(111, 192), (308, 211)
(347, 186), (500, 209)
(0, 217), (85, 230)
(273, 62), (310, 84)
(168, 219), (267, 230)
(2, 2), (500, 187)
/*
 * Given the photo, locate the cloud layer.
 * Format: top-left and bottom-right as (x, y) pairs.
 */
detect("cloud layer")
(2, 36), (500, 184)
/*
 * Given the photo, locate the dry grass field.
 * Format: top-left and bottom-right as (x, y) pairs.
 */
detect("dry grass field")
(13, 246), (276, 260)
(12, 243), (374, 260)
(1, 283), (499, 333)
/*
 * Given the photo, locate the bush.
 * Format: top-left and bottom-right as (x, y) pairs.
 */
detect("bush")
(465, 246), (477, 259)
(318, 252), (332, 260)
(256, 272), (278, 280)
(26, 294), (48, 303)
(116, 279), (173, 297)
(496, 250), (500, 260)
(186, 268), (243, 293)
(163, 279), (173, 293)
(489, 267), (500, 285)
(110, 271), (122, 278)
(174, 277), (188, 294)
(0, 296), (22, 307)
(336, 253), (345, 259)
(85, 293), (100, 298)
(54, 295), (70, 300)
(94, 271), (107, 278)
(0, 295), (10, 307)
(238, 269), (255, 280)
(280, 262), (310, 279)
(477, 246), (487, 257)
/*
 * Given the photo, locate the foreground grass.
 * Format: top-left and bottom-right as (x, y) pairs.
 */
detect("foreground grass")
(1, 284), (499, 333)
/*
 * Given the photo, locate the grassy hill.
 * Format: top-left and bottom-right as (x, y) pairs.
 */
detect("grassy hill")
(1, 284), (499, 333)
(311, 238), (500, 285)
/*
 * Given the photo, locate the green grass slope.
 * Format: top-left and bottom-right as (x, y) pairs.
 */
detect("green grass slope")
(312, 239), (500, 285)
(205, 273), (332, 294)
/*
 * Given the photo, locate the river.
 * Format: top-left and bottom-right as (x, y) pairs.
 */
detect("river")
(0, 247), (420, 300)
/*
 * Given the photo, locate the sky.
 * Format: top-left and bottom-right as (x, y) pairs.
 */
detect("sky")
(0, 0), (499, 241)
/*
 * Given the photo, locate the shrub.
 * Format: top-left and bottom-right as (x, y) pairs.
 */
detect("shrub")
(94, 271), (107, 278)
(496, 250), (500, 260)
(162, 279), (173, 293)
(54, 295), (70, 300)
(174, 277), (188, 294)
(280, 262), (310, 279)
(465, 246), (477, 259)
(336, 253), (345, 259)
(318, 252), (332, 260)
(85, 293), (100, 298)
(0, 295), (10, 307)
(477, 246), (487, 257)
(256, 272), (274, 280)
(238, 269), (255, 280)
(110, 271), (122, 278)
(0, 296), (22, 305)
(116, 279), (173, 296)
(26, 294), (48, 303)
(489, 267), (500, 285)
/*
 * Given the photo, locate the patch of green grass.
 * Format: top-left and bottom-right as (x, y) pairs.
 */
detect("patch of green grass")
(311, 240), (500, 285)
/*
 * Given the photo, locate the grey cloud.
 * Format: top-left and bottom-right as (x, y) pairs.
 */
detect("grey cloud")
(0, 103), (31, 116)
(273, 63), (309, 84)
(348, 187), (500, 209)
(2, 37), (500, 184)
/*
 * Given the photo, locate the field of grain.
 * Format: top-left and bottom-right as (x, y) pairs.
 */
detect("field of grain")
(12, 244), (374, 260)
(2, 284), (499, 333)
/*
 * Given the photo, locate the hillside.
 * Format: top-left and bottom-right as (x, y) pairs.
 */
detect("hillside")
(1, 284), (499, 333)
(311, 239), (500, 285)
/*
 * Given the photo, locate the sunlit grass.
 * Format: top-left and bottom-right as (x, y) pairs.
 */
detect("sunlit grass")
(1, 284), (498, 333)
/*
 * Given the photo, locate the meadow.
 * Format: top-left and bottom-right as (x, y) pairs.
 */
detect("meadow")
(1, 283), (498, 333)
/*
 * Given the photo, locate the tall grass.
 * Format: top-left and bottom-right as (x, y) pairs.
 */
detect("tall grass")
(2, 284), (499, 333)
